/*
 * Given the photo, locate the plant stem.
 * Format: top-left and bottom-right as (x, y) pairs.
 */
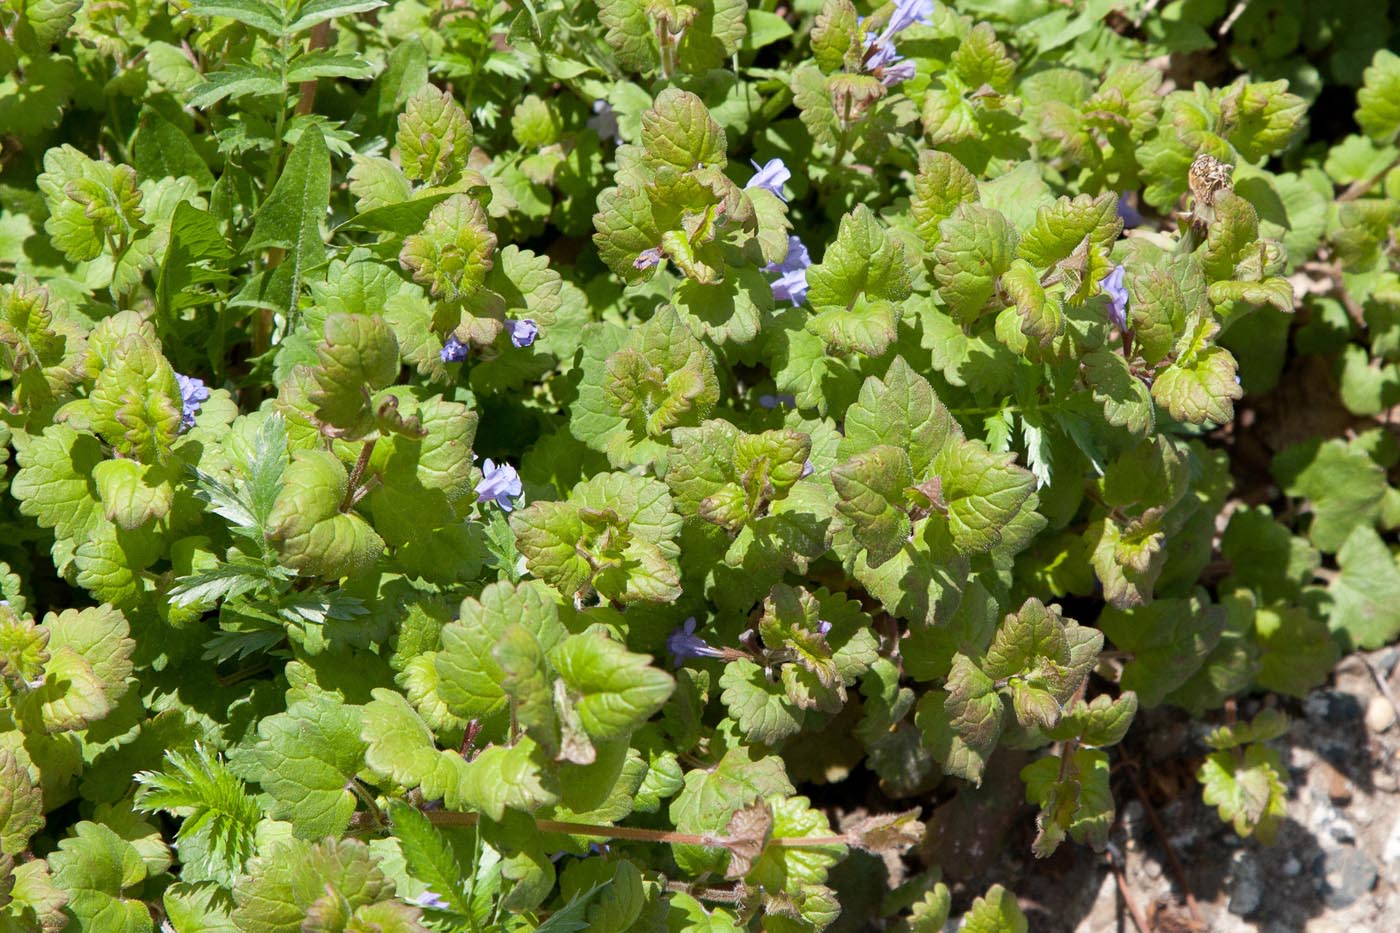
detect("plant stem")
(424, 810), (851, 849)
(342, 438), (378, 511)
(1338, 153), (1400, 203)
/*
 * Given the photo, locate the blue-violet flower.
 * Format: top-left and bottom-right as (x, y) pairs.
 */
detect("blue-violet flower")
(440, 335), (468, 363)
(765, 236), (811, 306)
(1101, 265), (1128, 331)
(588, 99), (620, 142)
(746, 158), (791, 201)
(505, 318), (539, 348)
(477, 459), (522, 512)
(759, 393), (797, 409)
(635, 247), (663, 270)
(411, 891), (449, 910)
(667, 617), (726, 667)
(1116, 192), (1144, 229)
(175, 373), (209, 431)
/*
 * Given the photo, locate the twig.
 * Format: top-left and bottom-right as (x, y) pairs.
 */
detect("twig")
(1133, 0), (1163, 29)
(426, 810), (850, 850)
(1218, 0), (1250, 36)
(1361, 653), (1400, 733)
(663, 881), (745, 904)
(1126, 763), (1205, 930)
(295, 21), (331, 116)
(1107, 844), (1151, 933)
(1338, 154), (1400, 203)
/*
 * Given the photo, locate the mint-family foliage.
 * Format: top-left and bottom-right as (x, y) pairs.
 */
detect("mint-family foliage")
(2, 0), (1399, 930)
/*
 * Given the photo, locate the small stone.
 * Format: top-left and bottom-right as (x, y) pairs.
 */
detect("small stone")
(1144, 859), (1162, 880)
(1283, 856), (1302, 877)
(1228, 849), (1264, 917)
(1377, 771), (1398, 793)
(1382, 816), (1400, 868)
(1329, 819), (1358, 844)
(1315, 847), (1378, 909)
(1366, 695), (1396, 733)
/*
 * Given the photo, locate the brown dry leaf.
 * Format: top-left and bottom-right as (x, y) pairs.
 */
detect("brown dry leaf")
(723, 798), (773, 880)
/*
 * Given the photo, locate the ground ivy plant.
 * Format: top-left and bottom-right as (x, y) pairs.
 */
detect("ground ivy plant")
(2, 0), (1399, 930)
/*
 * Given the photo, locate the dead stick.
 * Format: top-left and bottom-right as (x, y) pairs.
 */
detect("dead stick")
(1107, 844), (1151, 933)
(1126, 763), (1205, 930)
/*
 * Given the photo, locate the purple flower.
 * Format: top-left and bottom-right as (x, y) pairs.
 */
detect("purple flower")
(440, 335), (469, 363)
(476, 459), (522, 512)
(864, 33), (900, 70)
(1100, 265), (1128, 331)
(175, 373), (209, 431)
(881, 0), (931, 39)
(666, 617), (726, 667)
(765, 236), (811, 306)
(759, 393), (797, 409)
(634, 247), (663, 270)
(801, 459), (815, 478)
(588, 99), (620, 142)
(880, 58), (917, 87)
(746, 158), (790, 201)
(505, 318), (538, 348)
(1116, 193), (1144, 229)
(816, 620), (832, 636)
(411, 891), (449, 910)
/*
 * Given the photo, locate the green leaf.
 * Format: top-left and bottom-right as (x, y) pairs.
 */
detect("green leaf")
(1017, 193), (1120, 271)
(399, 193), (497, 301)
(910, 150), (979, 252)
(385, 800), (472, 917)
(228, 695), (367, 839)
(916, 655), (1003, 785)
(37, 146), (146, 263)
(719, 659), (806, 744)
(1198, 744), (1287, 843)
(284, 0), (387, 34)
(87, 332), (183, 461)
(0, 747), (44, 857)
(433, 581), (567, 731)
(1096, 595), (1227, 707)
(189, 0), (284, 34)
(131, 111), (214, 189)
(133, 745), (260, 887)
(246, 124), (330, 312)
(669, 747), (793, 876)
(1020, 747), (1113, 856)
(832, 445), (914, 568)
(397, 85), (472, 186)
(48, 821), (153, 933)
(810, 0), (858, 72)
(839, 356), (958, 477)
(936, 438), (1036, 555)
(598, 0), (658, 72)
(640, 88), (727, 172)
(933, 203), (1017, 324)
(307, 313), (401, 437)
(1151, 343), (1243, 426)
(572, 309), (719, 467)
(230, 838), (398, 932)
(1327, 525), (1400, 651)
(361, 689), (470, 806)
(550, 630), (675, 742)
(1253, 606), (1338, 697)
(1357, 49), (1400, 144)
(266, 450), (385, 579)
(1220, 79), (1306, 161)
(961, 884), (1027, 933)
(1274, 438), (1388, 551)
(158, 202), (234, 317)
(806, 205), (912, 315)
